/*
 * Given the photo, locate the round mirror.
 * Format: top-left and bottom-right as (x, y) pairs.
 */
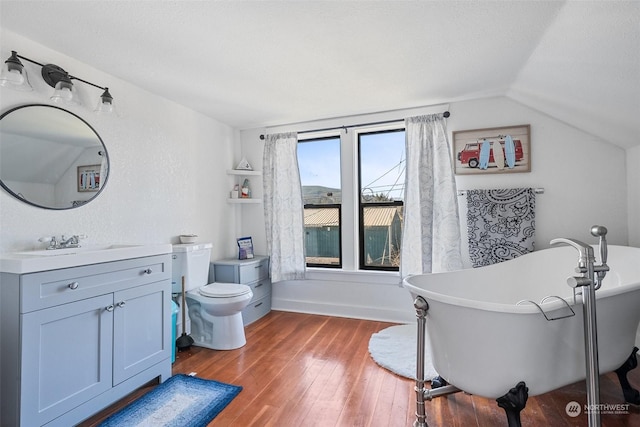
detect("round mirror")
(0, 104), (109, 209)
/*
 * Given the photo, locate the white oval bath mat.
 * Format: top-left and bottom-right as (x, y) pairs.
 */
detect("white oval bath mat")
(368, 323), (438, 381)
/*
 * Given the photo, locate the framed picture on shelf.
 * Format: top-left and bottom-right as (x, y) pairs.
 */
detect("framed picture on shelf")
(237, 236), (254, 260)
(77, 164), (101, 192)
(452, 124), (531, 175)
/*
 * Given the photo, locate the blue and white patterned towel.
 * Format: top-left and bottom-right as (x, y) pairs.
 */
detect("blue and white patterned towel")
(466, 188), (536, 267)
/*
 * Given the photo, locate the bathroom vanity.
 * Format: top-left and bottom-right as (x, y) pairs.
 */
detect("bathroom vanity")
(0, 245), (173, 427)
(212, 255), (271, 325)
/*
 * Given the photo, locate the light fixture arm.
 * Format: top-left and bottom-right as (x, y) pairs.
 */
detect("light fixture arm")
(68, 75), (107, 92)
(16, 53), (108, 91)
(14, 52), (45, 68)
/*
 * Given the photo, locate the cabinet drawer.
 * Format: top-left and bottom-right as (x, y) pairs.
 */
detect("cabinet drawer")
(247, 278), (271, 302)
(20, 255), (171, 313)
(213, 256), (269, 284)
(238, 259), (269, 283)
(242, 294), (271, 326)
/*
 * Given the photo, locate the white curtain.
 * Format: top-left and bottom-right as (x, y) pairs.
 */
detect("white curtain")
(262, 132), (306, 282)
(400, 114), (463, 277)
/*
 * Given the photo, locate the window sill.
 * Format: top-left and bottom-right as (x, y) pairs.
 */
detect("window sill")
(305, 267), (401, 286)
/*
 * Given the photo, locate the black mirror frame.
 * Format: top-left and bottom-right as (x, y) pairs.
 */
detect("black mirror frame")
(0, 104), (110, 210)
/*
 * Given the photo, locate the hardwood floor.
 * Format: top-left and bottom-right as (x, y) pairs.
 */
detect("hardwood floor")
(81, 311), (639, 426)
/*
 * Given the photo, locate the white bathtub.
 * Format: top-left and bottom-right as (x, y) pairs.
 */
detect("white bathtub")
(402, 245), (640, 399)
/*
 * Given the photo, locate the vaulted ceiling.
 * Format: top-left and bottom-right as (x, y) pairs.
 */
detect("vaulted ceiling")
(1, 1), (638, 148)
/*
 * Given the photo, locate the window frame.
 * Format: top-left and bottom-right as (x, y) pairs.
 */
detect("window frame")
(298, 135), (343, 269)
(302, 203), (342, 268)
(356, 128), (406, 271)
(297, 123), (407, 273)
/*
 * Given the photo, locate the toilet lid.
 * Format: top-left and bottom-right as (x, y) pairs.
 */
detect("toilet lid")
(199, 283), (251, 298)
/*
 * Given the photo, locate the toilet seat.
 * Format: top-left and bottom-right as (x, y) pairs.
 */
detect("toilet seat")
(199, 283), (251, 298)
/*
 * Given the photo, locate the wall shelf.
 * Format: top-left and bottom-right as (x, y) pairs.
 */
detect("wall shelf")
(227, 169), (262, 204)
(228, 198), (261, 204)
(226, 169), (262, 176)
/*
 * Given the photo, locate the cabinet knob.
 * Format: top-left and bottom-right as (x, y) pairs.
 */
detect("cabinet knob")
(255, 282), (263, 288)
(105, 304), (115, 312)
(117, 301), (126, 308)
(68, 281), (79, 290)
(143, 268), (153, 275)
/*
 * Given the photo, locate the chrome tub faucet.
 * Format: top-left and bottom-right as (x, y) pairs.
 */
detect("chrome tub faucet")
(550, 225), (609, 427)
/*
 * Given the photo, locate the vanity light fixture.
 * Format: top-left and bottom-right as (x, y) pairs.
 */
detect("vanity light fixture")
(0, 51), (32, 91)
(42, 63), (80, 106)
(0, 50), (116, 114)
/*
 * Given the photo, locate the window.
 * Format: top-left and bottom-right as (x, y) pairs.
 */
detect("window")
(298, 136), (342, 268)
(297, 125), (406, 272)
(358, 129), (405, 270)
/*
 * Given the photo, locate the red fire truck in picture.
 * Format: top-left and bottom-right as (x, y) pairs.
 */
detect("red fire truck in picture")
(457, 139), (524, 168)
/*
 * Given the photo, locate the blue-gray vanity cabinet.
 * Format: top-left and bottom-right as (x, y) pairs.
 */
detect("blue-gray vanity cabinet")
(212, 255), (271, 325)
(0, 254), (173, 427)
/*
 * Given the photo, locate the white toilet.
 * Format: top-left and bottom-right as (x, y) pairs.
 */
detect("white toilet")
(172, 243), (253, 350)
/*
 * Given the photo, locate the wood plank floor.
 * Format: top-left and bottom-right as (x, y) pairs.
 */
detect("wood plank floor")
(81, 311), (639, 426)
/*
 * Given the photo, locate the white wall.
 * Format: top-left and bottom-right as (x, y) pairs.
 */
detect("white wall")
(240, 96), (629, 324)
(628, 145), (640, 247)
(0, 30), (242, 260)
(452, 98), (628, 262)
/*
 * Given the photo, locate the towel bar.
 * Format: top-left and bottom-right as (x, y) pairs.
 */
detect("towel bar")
(457, 188), (544, 196)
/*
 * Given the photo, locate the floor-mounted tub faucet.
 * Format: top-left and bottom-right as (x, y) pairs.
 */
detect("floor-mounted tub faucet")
(550, 225), (609, 427)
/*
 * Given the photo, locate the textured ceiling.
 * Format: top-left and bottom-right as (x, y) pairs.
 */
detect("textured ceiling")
(1, 1), (638, 148)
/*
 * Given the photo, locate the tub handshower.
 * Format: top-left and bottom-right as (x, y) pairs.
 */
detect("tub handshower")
(404, 225), (640, 427)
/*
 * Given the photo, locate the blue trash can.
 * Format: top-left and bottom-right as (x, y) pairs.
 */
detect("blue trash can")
(171, 300), (179, 363)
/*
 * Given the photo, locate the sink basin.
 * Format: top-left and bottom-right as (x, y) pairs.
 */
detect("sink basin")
(0, 243), (173, 274)
(14, 244), (141, 257)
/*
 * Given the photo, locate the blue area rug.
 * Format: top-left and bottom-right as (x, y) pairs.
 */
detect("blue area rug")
(99, 374), (242, 427)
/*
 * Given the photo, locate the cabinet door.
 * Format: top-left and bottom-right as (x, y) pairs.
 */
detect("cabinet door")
(112, 280), (171, 385)
(21, 294), (114, 427)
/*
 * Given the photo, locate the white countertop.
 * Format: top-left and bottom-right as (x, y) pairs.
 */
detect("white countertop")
(0, 243), (173, 274)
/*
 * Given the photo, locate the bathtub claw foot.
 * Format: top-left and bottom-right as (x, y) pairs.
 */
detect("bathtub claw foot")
(496, 381), (528, 427)
(431, 376), (448, 389)
(615, 346), (640, 405)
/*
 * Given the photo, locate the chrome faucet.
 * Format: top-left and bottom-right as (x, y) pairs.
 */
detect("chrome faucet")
(59, 235), (81, 248)
(549, 237), (595, 272)
(39, 234), (86, 250)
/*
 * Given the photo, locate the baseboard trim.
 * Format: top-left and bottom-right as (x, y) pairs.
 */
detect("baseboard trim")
(272, 298), (414, 324)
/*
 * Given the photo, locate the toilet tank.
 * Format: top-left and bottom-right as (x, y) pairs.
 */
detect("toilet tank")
(171, 243), (213, 293)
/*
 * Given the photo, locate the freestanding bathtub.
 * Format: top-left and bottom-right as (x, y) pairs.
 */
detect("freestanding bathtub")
(402, 244), (640, 401)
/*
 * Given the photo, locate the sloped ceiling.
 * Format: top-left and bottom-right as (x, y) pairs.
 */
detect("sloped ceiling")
(1, 1), (638, 148)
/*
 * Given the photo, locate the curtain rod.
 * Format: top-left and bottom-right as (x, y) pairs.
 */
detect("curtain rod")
(259, 111), (450, 140)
